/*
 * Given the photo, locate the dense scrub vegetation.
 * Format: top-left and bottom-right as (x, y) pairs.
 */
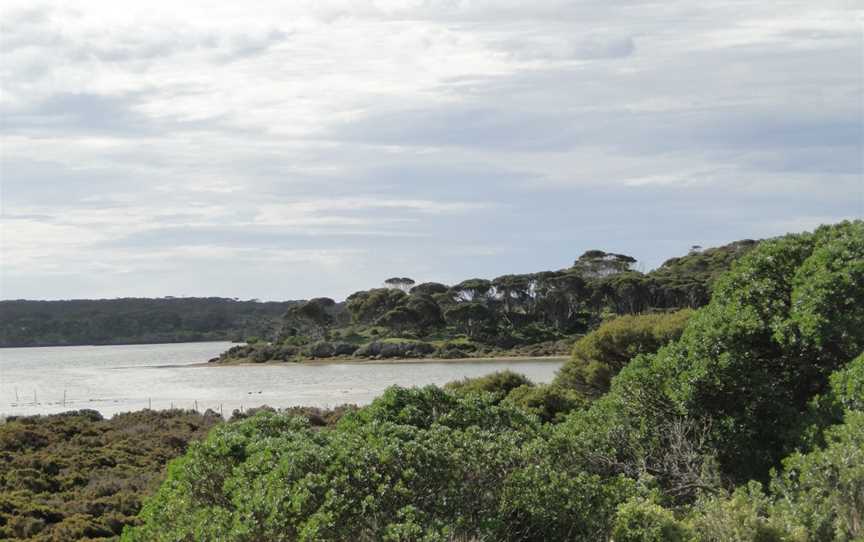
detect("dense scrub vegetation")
(0, 298), (299, 347)
(124, 221), (864, 541)
(0, 409), (220, 541)
(218, 240), (755, 363)
(0, 405), (357, 541)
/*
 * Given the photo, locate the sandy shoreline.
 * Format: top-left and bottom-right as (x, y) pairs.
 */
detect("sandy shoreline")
(188, 355), (568, 368)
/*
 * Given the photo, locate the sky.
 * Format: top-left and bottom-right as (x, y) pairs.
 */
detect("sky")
(1, 0), (862, 301)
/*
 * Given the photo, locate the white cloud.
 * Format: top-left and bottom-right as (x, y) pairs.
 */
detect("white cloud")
(1, 0), (860, 299)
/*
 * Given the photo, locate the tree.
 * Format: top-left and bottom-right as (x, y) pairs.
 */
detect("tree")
(409, 282), (449, 296)
(346, 288), (408, 324)
(443, 302), (492, 339)
(666, 221), (864, 481)
(280, 297), (337, 340)
(450, 279), (493, 303)
(383, 277), (416, 292)
(405, 295), (445, 332)
(492, 274), (532, 325)
(572, 250), (637, 278)
(375, 306), (422, 335)
(570, 221), (864, 484)
(602, 272), (650, 314)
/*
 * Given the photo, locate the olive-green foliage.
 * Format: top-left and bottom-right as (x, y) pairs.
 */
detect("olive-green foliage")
(685, 483), (787, 542)
(503, 384), (585, 423)
(217, 342), (300, 362)
(770, 410), (864, 542)
(646, 240), (758, 309)
(281, 298), (338, 340)
(443, 370), (533, 399)
(555, 309), (693, 395)
(675, 406), (862, 542)
(830, 352), (864, 412)
(443, 372), (585, 424)
(544, 221), (864, 515)
(124, 387), (635, 541)
(560, 221), (863, 486)
(0, 409), (221, 541)
(346, 288), (408, 325)
(675, 352), (864, 542)
(665, 221), (864, 481)
(612, 497), (689, 542)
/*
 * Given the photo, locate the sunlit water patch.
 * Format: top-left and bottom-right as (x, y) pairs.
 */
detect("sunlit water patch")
(0, 342), (564, 417)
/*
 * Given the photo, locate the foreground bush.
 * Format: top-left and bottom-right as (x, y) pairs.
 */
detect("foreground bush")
(123, 387), (635, 541)
(0, 409), (221, 541)
(611, 497), (688, 542)
(503, 384), (585, 423)
(444, 370), (533, 399)
(555, 221), (864, 486)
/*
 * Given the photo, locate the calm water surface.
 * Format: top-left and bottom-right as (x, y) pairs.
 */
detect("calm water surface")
(0, 342), (564, 417)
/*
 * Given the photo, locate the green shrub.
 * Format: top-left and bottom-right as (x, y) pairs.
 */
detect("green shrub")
(685, 483), (788, 542)
(555, 309), (693, 396)
(0, 410), (220, 540)
(503, 384), (585, 423)
(354, 340), (436, 358)
(444, 370), (534, 399)
(611, 498), (688, 542)
(830, 352), (864, 412)
(124, 388), (632, 541)
(770, 411), (864, 541)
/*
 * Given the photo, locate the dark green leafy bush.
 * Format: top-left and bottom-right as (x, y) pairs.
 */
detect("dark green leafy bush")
(611, 497), (688, 542)
(444, 370), (534, 399)
(123, 388), (633, 541)
(503, 384), (585, 423)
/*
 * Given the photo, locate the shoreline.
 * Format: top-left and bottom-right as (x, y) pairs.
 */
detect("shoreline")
(196, 355), (568, 368)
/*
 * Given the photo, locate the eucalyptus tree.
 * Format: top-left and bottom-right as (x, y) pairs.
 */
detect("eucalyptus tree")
(383, 277), (416, 292)
(409, 282), (449, 297)
(444, 302), (493, 339)
(450, 278), (494, 303)
(346, 288), (408, 324)
(280, 297), (337, 340)
(572, 250), (637, 278)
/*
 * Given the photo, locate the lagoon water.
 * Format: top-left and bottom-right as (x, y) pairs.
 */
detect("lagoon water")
(0, 342), (564, 418)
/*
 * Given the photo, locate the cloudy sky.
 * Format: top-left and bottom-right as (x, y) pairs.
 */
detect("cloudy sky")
(1, 0), (861, 301)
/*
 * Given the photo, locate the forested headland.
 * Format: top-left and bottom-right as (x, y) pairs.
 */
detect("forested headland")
(0, 298), (297, 347)
(1, 240), (753, 354)
(216, 238), (757, 363)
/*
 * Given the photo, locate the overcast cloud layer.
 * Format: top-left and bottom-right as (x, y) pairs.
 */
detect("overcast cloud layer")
(1, 0), (862, 301)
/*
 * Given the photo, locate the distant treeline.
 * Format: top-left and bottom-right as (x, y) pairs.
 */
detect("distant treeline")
(1, 240), (755, 350)
(0, 297), (298, 347)
(219, 239), (758, 362)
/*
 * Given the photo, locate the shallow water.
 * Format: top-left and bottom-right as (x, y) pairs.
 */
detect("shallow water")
(0, 342), (564, 417)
